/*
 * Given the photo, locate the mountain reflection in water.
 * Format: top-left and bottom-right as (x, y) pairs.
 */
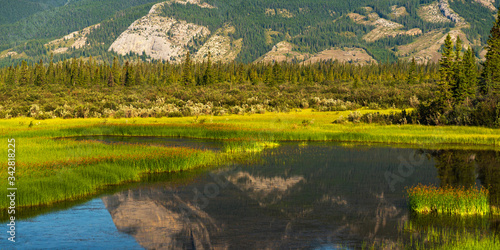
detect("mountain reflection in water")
(102, 143), (444, 249)
(8, 141), (500, 249)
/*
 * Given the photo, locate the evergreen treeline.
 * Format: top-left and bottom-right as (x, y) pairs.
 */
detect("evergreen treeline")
(0, 55), (440, 89)
(0, 55), (440, 119)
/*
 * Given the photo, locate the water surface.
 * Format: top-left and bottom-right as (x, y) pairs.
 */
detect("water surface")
(3, 139), (499, 249)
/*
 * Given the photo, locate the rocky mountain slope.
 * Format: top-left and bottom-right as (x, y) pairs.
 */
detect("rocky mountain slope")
(108, 2), (211, 63)
(0, 0), (497, 65)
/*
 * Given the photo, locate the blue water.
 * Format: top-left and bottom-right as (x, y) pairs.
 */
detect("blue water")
(1, 199), (142, 249)
(0, 140), (496, 249)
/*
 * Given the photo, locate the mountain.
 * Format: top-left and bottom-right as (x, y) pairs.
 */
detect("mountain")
(0, 0), (497, 66)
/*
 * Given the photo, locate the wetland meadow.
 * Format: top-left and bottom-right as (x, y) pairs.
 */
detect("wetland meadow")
(2, 109), (500, 249)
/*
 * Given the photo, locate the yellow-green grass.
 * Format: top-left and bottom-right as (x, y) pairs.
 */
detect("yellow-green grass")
(438, 237), (500, 250)
(407, 184), (496, 216)
(0, 137), (219, 208)
(399, 220), (500, 250)
(2, 109), (500, 209)
(3, 109), (500, 147)
(436, 235), (500, 250)
(0, 129), (274, 209)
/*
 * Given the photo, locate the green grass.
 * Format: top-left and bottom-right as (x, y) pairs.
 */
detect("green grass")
(1, 109), (500, 209)
(398, 219), (500, 250)
(0, 138), (226, 208)
(0, 131), (271, 209)
(437, 235), (500, 250)
(4, 109), (500, 147)
(407, 184), (494, 216)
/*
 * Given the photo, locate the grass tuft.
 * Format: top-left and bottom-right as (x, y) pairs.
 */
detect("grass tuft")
(407, 184), (494, 216)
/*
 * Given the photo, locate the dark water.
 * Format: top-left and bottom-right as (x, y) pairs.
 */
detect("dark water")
(3, 139), (500, 249)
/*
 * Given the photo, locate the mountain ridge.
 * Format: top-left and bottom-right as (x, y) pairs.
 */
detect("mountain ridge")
(0, 0), (497, 65)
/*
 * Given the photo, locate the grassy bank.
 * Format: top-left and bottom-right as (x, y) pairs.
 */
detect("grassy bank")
(0, 135), (273, 209)
(1, 109), (500, 209)
(3, 109), (500, 147)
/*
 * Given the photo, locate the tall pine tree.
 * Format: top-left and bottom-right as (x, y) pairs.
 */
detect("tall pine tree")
(407, 57), (417, 85)
(437, 34), (454, 109)
(201, 52), (214, 85)
(462, 47), (477, 102)
(480, 9), (500, 95)
(452, 36), (465, 104)
(182, 51), (193, 86)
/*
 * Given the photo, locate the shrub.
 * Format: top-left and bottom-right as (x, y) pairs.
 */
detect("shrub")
(348, 111), (361, 123)
(114, 110), (125, 119)
(333, 115), (346, 124)
(34, 111), (53, 120)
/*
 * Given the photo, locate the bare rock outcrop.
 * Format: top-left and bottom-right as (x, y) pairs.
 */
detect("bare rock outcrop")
(109, 1), (210, 62)
(102, 188), (221, 250)
(193, 25), (242, 63)
(418, 2), (452, 23)
(396, 29), (472, 63)
(254, 41), (311, 63)
(46, 24), (100, 54)
(474, 0), (496, 11)
(347, 8), (422, 42)
(227, 171), (305, 207)
(389, 5), (408, 18)
(304, 48), (377, 65)
(171, 0), (216, 9)
(439, 0), (467, 25)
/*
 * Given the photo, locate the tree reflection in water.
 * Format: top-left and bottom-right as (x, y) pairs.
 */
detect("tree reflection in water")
(100, 144), (499, 249)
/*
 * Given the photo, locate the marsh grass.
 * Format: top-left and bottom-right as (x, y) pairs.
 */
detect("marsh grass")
(223, 139), (280, 153)
(0, 143), (222, 208)
(397, 220), (500, 249)
(407, 184), (493, 216)
(0, 135), (269, 209)
(2, 110), (500, 208)
(3, 110), (500, 147)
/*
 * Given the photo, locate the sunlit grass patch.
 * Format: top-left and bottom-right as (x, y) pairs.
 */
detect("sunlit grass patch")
(2, 109), (500, 209)
(222, 139), (279, 153)
(398, 220), (500, 250)
(407, 184), (494, 216)
(0, 133), (277, 209)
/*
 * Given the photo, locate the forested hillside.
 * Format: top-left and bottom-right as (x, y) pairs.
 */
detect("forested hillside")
(0, 0), (498, 65)
(0, 0), (68, 25)
(0, 0), (159, 57)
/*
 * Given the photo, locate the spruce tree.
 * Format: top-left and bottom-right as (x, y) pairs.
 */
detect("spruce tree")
(182, 51), (193, 86)
(111, 57), (121, 86)
(124, 61), (135, 87)
(462, 47), (477, 101)
(452, 36), (465, 104)
(47, 53), (55, 84)
(34, 59), (46, 87)
(19, 60), (29, 86)
(407, 57), (417, 85)
(437, 34), (454, 109)
(481, 9), (500, 95)
(70, 57), (78, 86)
(6, 66), (17, 88)
(202, 52), (214, 85)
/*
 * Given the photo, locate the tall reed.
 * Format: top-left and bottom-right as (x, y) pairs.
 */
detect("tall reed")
(407, 184), (493, 216)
